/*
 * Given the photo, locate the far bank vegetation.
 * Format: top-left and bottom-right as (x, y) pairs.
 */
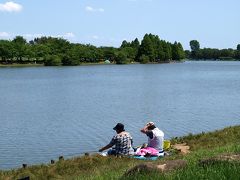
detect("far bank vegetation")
(0, 33), (185, 66)
(1, 35), (240, 66)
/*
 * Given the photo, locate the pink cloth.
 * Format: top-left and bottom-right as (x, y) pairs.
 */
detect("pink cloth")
(135, 147), (159, 156)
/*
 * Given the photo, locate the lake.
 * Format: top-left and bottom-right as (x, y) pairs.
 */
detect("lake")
(0, 61), (240, 169)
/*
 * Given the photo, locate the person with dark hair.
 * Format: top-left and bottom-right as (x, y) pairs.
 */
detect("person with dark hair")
(140, 122), (164, 153)
(99, 123), (133, 155)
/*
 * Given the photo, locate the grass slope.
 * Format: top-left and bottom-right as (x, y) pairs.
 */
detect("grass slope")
(0, 125), (240, 180)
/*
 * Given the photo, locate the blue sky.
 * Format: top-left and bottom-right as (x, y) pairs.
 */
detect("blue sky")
(0, 0), (239, 50)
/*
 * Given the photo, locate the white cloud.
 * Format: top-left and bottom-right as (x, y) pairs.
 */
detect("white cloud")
(21, 32), (75, 39)
(0, 32), (10, 37)
(0, 32), (76, 42)
(92, 35), (99, 40)
(85, 6), (104, 13)
(0, 1), (22, 12)
(85, 6), (94, 12)
(23, 33), (43, 38)
(64, 32), (75, 38)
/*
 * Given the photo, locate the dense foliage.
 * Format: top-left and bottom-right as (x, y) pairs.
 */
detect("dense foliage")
(188, 40), (240, 60)
(0, 34), (185, 66)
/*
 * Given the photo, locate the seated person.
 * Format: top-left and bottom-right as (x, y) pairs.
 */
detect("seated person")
(140, 121), (164, 153)
(99, 123), (133, 155)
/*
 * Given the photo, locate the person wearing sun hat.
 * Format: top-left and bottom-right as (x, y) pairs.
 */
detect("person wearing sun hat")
(99, 123), (133, 155)
(140, 121), (164, 153)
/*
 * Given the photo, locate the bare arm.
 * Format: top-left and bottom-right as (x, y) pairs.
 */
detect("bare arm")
(140, 125), (149, 134)
(99, 143), (113, 152)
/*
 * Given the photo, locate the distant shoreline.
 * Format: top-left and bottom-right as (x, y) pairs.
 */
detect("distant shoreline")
(0, 63), (44, 67)
(1, 59), (239, 68)
(0, 61), (175, 67)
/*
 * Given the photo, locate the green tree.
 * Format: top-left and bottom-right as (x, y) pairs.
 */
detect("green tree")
(32, 36), (71, 58)
(220, 49), (234, 59)
(25, 44), (35, 62)
(0, 33), (191, 65)
(62, 55), (79, 66)
(178, 42), (185, 59)
(172, 42), (185, 60)
(184, 50), (191, 59)
(120, 40), (131, 48)
(156, 41), (164, 61)
(237, 44), (240, 51)
(12, 36), (27, 62)
(139, 54), (150, 64)
(33, 44), (50, 62)
(44, 55), (62, 66)
(101, 47), (117, 62)
(138, 34), (155, 62)
(172, 42), (182, 60)
(0, 40), (12, 63)
(131, 38), (140, 49)
(121, 47), (136, 61)
(235, 51), (240, 59)
(162, 42), (172, 61)
(190, 40), (200, 52)
(235, 44), (240, 59)
(190, 40), (200, 59)
(116, 51), (129, 64)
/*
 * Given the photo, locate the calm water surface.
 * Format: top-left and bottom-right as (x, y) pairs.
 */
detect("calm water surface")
(0, 61), (240, 169)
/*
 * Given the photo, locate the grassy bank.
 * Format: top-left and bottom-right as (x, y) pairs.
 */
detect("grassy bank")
(1, 125), (239, 180)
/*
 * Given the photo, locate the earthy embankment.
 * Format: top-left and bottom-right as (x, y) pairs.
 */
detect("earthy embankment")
(1, 125), (240, 180)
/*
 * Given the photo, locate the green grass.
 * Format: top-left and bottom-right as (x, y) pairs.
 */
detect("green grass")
(171, 125), (240, 150)
(1, 125), (240, 180)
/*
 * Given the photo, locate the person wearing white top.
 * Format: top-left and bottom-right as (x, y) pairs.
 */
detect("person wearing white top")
(140, 121), (164, 152)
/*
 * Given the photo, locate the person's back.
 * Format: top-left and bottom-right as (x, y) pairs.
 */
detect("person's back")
(99, 123), (133, 156)
(110, 131), (133, 155)
(147, 127), (164, 151)
(141, 122), (164, 152)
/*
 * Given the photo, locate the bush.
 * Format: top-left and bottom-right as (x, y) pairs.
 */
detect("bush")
(116, 52), (130, 64)
(139, 55), (150, 64)
(62, 55), (80, 66)
(44, 55), (62, 66)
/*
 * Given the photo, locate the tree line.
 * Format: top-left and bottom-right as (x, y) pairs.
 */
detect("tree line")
(186, 40), (240, 60)
(0, 33), (185, 66)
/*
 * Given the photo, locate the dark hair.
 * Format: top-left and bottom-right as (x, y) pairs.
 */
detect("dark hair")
(147, 125), (156, 130)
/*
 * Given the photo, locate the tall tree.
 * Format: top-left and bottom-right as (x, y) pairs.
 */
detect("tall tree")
(171, 42), (179, 60)
(190, 40), (200, 59)
(131, 38), (140, 49)
(190, 40), (200, 52)
(156, 41), (164, 61)
(237, 44), (240, 51)
(116, 51), (129, 64)
(120, 40), (131, 48)
(12, 36), (27, 62)
(177, 42), (185, 59)
(138, 34), (155, 62)
(0, 40), (12, 62)
(162, 41), (172, 61)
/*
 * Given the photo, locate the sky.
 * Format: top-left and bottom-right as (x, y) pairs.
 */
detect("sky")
(0, 0), (240, 50)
